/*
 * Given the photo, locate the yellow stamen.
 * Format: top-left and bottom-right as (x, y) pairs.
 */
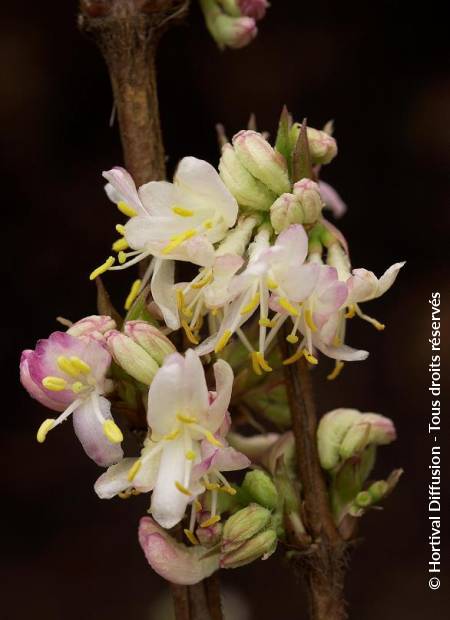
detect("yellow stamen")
(112, 237), (129, 252)
(71, 381), (85, 393)
(250, 351), (263, 375)
(327, 361), (345, 381)
(176, 289), (192, 318)
(70, 357), (91, 374)
(286, 334), (299, 344)
(203, 219), (213, 229)
(283, 348), (303, 365)
(103, 420), (124, 444)
(42, 376), (67, 391)
(162, 229), (197, 255)
(175, 481), (191, 496)
(256, 351), (272, 372)
(204, 431), (223, 448)
(372, 320), (385, 331)
(172, 205), (194, 217)
(303, 349), (319, 365)
(117, 201), (137, 218)
(89, 256), (115, 280)
(124, 279), (142, 310)
(57, 356), (79, 377)
(220, 486), (237, 496)
(184, 529), (200, 545)
(164, 428), (182, 441)
(177, 413), (198, 424)
(205, 482), (220, 491)
(127, 459), (142, 482)
(279, 297), (299, 316)
(186, 450), (196, 461)
(181, 319), (200, 345)
(37, 418), (55, 443)
(200, 515), (221, 528)
(214, 330), (232, 353)
(240, 292), (260, 315)
(194, 500), (202, 512)
(191, 272), (212, 289)
(304, 309), (318, 332)
(332, 335), (342, 347)
(259, 318), (275, 328)
(345, 305), (356, 319)
(115, 224), (126, 235)
(118, 251), (127, 264)
(267, 278), (278, 289)
(211, 308), (219, 316)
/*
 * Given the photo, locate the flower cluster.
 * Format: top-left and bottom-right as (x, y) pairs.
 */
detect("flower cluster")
(20, 109), (403, 585)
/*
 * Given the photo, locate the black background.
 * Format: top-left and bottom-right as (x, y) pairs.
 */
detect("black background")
(2, 1), (449, 618)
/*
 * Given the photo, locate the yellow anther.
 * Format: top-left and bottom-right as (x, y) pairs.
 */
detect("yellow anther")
(176, 289), (193, 318)
(250, 351), (263, 375)
(279, 297), (299, 316)
(220, 486), (237, 496)
(69, 357), (91, 374)
(42, 376), (67, 391)
(71, 381), (85, 394)
(181, 319), (200, 345)
(193, 315), (204, 332)
(118, 490), (133, 499)
(211, 308), (219, 316)
(304, 309), (318, 332)
(112, 237), (129, 252)
(117, 200), (137, 218)
(191, 272), (213, 289)
(214, 330), (232, 353)
(89, 256), (115, 280)
(259, 318), (275, 328)
(200, 515), (221, 529)
(205, 482), (220, 491)
(282, 349), (303, 366)
(332, 336), (342, 347)
(172, 205), (194, 217)
(162, 229), (197, 255)
(185, 450), (197, 461)
(286, 334), (299, 344)
(103, 420), (124, 444)
(303, 349), (319, 365)
(115, 224), (126, 235)
(194, 500), (202, 512)
(177, 413), (198, 424)
(327, 361), (345, 381)
(175, 481), (192, 496)
(57, 355), (79, 377)
(118, 251), (127, 264)
(345, 305), (356, 319)
(256, 351), (272, 372)
(184, 529), (200, 545)
(372, 320), (385, 331)
(204, 431), (223, 448)
(267, 278), (278, 289)
(36, 418), (55, 443)
(240, 292), (260, 315)
(124, 279), (142, 310)
(164, 428), (182, 441)
(203, 219), (213, 229)
(127, 459), (142, 482)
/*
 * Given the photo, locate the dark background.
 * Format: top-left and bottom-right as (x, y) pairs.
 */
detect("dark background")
(2, 1), (449, 618)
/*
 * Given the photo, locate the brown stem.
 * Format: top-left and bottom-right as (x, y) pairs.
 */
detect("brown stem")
(280, 328), (347, 619)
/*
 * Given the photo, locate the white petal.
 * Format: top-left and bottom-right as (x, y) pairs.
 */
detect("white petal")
(72, 395), (123, 467)
(138, 180), (176, 216)
(150, 438), (191, 529)
(147, 353), (185, 435)
(183, 349), (209, 418)
(314, 339), (369, 361)
(280, 262), (320, 302)
(94, 458), (136, 499)
(151, 259), (180, 330)
(274, 224), (308, 265)
(102, 167), (145, 214)
(206, 359), (234, 433)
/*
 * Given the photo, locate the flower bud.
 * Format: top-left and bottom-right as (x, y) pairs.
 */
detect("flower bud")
(123, 321), (175, 366)
(222, 504), (272, 552)
(233, 130), (291, 195)
(293, 179), (324, 221)
(368, 480), (389, 503)
(106, 330), (160, 385)
(220, 528), (277, 568)
(219, 144), (276, 211)
(270, 193), (303, 233)
(317, 408), (361, 470)
(290, 124), (338, 165)
(67, 315), (116, 341)
(242, 470), (278, 510)
(201, 1), (257, 50)
(238, 0), (269, 20)
(195, 515), (223, 547)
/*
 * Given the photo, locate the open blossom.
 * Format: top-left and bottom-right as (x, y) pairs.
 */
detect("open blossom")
(20, 331), (123, 466)
(95, 349), (248, 531)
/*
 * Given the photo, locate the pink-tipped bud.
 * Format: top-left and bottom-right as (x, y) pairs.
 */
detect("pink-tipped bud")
(106, 330), (160, 386)
(290, 124), (338, 165)
(238, 0), (269, 20)
(201, 1), (257, 50)
(123, 321), (175, 366)
(67, 315), (116, 342)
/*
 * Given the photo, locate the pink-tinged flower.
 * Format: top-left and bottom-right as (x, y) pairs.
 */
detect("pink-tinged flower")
(66, 315), (116, 343)
(318, 181), (347, 219)
(238, 0), (269, 20)
(138, 516), (220, 585)
(20, 332), (123, 466)
(198, 225), (319, 374)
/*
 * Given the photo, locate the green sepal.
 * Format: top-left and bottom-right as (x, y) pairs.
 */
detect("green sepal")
(291, 119), (314, 183)
(274, 106), (293, 177)
(95, 277), (123, 328)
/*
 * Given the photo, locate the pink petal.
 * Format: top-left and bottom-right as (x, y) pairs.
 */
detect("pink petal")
(102, 166), (146, 214)
(318, 181), (347, 218)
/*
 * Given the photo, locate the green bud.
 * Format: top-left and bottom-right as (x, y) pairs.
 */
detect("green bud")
(289, 124), (338, 165)
(124, 321), (175, 366)
(106, 330), (159, 386)
(242, 470), (278, 510)
(355, 491), (372, 508)
(317, 408), (361, 470)
(368, 480), (389, 503)
(269, 193), (305, 233)
(222, 504), (272, 551)
(220, 528), (277, 568)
